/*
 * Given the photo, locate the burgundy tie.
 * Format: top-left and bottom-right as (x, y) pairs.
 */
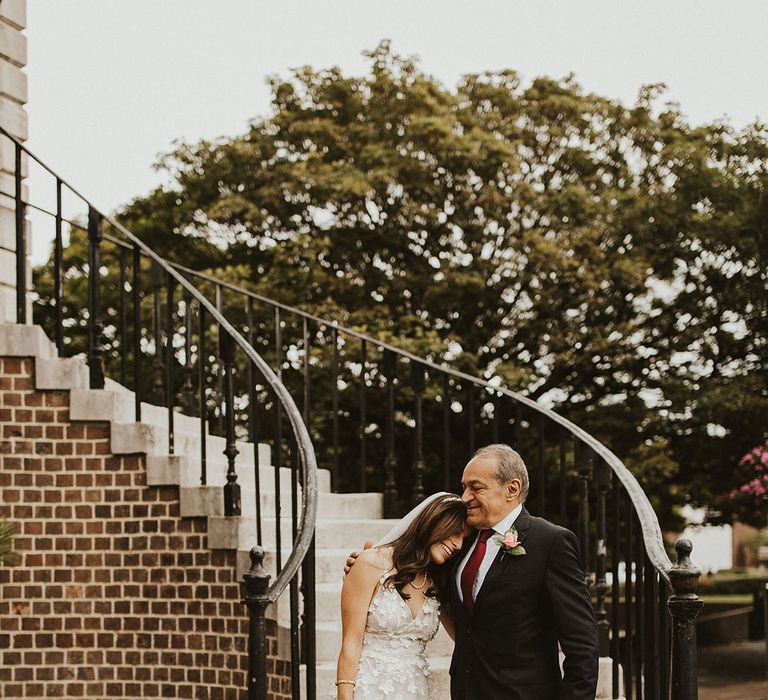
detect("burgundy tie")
(460, 529), (493, 614)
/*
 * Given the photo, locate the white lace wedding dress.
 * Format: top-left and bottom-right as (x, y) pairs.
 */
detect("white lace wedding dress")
(351, 571), (441, 698)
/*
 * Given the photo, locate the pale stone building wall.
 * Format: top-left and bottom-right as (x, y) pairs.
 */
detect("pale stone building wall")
(0, 0), (28, 324)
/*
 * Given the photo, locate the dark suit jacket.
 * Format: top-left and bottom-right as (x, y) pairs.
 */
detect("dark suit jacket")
(449, 507), (598, 700)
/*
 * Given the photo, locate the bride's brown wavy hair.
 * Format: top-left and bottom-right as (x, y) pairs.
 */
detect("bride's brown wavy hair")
(382, 494), (467, 604)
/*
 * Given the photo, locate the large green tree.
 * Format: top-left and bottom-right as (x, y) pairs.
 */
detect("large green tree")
(39, 43), (767, 524)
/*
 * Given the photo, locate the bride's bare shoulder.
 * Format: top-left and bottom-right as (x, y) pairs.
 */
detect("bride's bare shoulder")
(357, 546), (393, 572)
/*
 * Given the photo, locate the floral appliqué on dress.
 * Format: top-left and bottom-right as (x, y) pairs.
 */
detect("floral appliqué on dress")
(339, 571), (440, 698)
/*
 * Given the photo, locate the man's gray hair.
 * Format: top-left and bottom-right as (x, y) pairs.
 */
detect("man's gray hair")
(473, 444), (529, 500)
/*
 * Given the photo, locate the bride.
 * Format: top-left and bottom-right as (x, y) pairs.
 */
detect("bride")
(334, 493), (467, 699)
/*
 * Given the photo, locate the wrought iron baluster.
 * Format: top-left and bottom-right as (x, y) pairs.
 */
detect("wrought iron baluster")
(331, 327), (340, 490)
(595, 459), (610, 657)
(87, 207), (105, 389)
(181, 283), (195, 415)
(442, 374), (451, 492)
(274, 307), (283, 571)
(559, 428), (568, 524)
(220, 330), (241, 516)
(303, 533), (317, 700)
(411, 361), (426, 507)
(610, 471), (621, 699)
(289, 440), (300, 697)
(577, 447), (592, 583)
(215, 284), (224, 434)
(624, 495), (634, 700)
(634, 516), (644, 699)
(132, 245), (141, 422)
(512, 401), (521, 445)
(537, 413), (546, 516)
(54, 179), (63, 351)
(150, 261), (164, 404)
(246, 298), (262, 545)
(198, 303), (207, 485)
(166, 272), (175, 455)
(359, 338), (367, 491)
(492, 393), (500, 444)
(658, 576), (670, 700)
(644, 555), (658, 700)
(14, 142), (26, 323)
(303, 319), (310, 424)
(119, 246), (127, 385)
(383, 349), (399, 517)
(467, 383), (475, 457)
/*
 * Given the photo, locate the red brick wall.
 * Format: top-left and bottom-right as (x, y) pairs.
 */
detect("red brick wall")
(0, 357), (291, 699)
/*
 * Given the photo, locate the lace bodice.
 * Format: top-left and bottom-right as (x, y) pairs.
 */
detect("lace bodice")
(351, 572), (440, 698)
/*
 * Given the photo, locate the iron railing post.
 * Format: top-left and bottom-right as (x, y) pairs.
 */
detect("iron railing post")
(359, 339), (367, 491)
(181, 282), (195, 414)
(14, 142), (26, 323)
(411, 361), (426, 507)
(132, 245), (142, 421)
(594, 459), (610, 656)
(382, 349), (399, 517)
(668, 538), (703, 700)
(220, 330), (241, 516)
(54, 179), (63, 349)
(86, 208), (105, 389)
(242, 547), (271, 700)
(577, 447), (592, 585)
(150, 260), (165, 404)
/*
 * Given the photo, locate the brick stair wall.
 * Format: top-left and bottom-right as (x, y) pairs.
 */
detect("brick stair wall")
(0, 352), (290, 699)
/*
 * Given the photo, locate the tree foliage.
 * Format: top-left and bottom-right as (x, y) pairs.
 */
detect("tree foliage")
(40, 43), (767, 524)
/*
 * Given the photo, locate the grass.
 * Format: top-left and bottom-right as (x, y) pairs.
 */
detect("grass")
(699, 594), (754, 605)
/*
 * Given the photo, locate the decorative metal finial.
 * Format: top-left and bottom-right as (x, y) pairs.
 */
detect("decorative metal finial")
(669, 538), (701, 597)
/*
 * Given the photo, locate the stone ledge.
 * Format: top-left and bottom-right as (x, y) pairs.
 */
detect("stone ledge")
(35, 356), (88, 390)
(0, 0), (26, 30)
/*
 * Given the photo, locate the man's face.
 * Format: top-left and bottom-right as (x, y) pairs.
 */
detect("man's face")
(460, 456), (518, 529)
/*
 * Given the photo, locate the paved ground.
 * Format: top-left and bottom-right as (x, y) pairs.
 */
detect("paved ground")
(699, 641), (768, 700)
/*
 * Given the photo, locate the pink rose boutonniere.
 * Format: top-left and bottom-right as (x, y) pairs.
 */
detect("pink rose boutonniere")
(494, 525), (526, 556)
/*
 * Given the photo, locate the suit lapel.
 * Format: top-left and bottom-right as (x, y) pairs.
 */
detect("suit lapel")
(472, 506), (531, 613)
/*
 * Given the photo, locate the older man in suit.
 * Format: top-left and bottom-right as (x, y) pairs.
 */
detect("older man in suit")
(451, 443), (598, 699)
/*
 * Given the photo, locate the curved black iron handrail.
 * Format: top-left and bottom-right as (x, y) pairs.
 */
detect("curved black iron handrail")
(1, 125), (318, 605)
(164, 263), (672, 580)
(92, 235), (672, 581)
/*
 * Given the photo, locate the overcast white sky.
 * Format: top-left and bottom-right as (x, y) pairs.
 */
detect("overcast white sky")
(24, 0), (768, 263)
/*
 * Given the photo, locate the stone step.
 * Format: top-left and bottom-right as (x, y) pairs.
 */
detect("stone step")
(314, 582), (341, 622)
(0, 323), (57, 360)
(309, 654), (619, 699)
(263, 490), (382, 520)
(35, 356), (89, 390)
(209, 516), (397, 551)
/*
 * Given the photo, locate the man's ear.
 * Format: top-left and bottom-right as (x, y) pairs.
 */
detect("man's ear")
(506, 479), (522, 501)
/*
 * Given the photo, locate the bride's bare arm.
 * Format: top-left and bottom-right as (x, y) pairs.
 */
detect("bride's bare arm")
(336, 549), (384, 699)
(439, 603), (456, 640)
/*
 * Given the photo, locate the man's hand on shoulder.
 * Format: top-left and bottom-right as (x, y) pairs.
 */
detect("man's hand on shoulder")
(344, 539), (373, 575)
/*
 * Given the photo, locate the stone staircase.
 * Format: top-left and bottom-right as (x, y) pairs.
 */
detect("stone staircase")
(0, 322), (621, 699)
(0, 322), (456, 696)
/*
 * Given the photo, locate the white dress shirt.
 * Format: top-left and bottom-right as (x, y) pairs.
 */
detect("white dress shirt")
(455, 503), (523, 604)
